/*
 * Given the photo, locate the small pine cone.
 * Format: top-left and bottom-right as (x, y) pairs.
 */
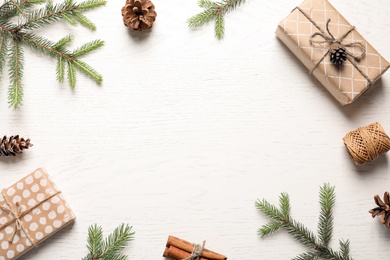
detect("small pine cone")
(0, 135), (32, 156)
(369, 192), (390, 228)
(329, 43), (347, 65)
(122, 0), (157, 31)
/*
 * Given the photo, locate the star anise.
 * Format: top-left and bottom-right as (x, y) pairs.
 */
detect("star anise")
(369, 192), (390, 228)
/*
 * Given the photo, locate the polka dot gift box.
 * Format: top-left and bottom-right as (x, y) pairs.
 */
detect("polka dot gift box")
(0, 168), (76, 259)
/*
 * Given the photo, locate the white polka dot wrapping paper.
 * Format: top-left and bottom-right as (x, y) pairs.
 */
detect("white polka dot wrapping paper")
(0, 168), (76, 260)
(275, 0), (390, 105)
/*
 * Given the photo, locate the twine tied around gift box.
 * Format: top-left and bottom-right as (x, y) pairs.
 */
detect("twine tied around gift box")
(294, 7), (371, 84)
(182, 240), (205, 260)
(343, 122), (390, 165)
(0, 189), (60, 245)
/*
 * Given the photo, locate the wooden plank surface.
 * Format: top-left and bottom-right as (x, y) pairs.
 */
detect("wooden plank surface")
(1, 0), (390, 259)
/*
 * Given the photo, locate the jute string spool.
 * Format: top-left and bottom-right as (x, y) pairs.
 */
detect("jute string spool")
(343, 122), (390, 165)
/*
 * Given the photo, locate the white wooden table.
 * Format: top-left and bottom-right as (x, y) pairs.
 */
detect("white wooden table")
(1, 0), (390, 259)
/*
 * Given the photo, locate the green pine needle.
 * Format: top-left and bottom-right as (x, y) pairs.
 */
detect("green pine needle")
(0, 0), (106, 109)
(77, 0), (106, 10)
(256, 184), (354, 260)
(53, 35), (74, 50)
(0, 33), (8, 79)
(198, 0), (218, 8)
(83, 223), (134, 260)
(56, 56), (65, 82)
(257, 221), (283, 237)
(187, 9), (216, 28)
(67, 60), (76, 89)
(318, 183), (335, 247)
(255, 198), (284, 222)
(214, 13), (224, 40)
(73, 11), (96, 31)
(87, 224), (103, 256)
(72, 40), (104, 58)
(187, 0), (245, 39)
(62, 13), (78, 26)
(8, 40), (23, 109)
(339, 240), (351, 258)
(73, 59), (103, 83)
(292, 252), (318, 260)
(279, 192), (291, 217)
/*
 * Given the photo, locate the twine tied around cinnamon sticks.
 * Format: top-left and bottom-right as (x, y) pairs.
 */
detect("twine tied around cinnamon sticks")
(0, 189), (60, 245)
(343, 122), (390, 165)
(183, 240), (205, 260)
(294, 7), (370, 83)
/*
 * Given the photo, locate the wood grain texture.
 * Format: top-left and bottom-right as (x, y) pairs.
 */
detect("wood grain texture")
(1, 0), (390, 259)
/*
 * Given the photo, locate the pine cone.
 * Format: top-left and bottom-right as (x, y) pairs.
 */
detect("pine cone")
(122, 0), (157, 31)
(0, 135), (32, 156)
(329, 43), (347, 65)
(369, 192), (390, 228)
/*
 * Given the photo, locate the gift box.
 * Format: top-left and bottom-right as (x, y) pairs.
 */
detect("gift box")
(276, 0), (390, 105)
(0, 168), (76, 259)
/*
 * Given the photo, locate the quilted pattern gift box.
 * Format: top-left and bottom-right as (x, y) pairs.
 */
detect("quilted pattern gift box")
(276, 0), (390, 105)
(0, 168), (76, 259)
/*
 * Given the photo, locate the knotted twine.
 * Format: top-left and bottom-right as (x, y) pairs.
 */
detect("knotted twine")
(182, 240), (205, 260)
(343, 122), (390, 165)
(0, 189), (60, 245)
(294, 7), (371, 83)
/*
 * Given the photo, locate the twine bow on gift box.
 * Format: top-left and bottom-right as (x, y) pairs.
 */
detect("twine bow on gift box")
(0, 201), (30, 244)
(0, 193), (37, 246)
(295, 7), (372, 84)
(0, 189), (60, 246)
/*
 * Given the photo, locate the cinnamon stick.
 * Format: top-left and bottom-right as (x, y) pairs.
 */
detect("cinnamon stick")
(164, 235), (227, 260)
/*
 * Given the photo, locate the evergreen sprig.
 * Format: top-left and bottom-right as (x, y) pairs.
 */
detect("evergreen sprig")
(82, 223), (135, 260)
(187, 0), (245, 39)
(0, 0), (106, 109)
(255, 184), (354, 260)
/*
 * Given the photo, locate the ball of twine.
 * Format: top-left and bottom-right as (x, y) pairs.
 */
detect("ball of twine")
(343, 122), (390, 165)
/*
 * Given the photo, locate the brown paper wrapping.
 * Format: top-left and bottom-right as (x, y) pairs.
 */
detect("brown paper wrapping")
(276, 0), (390, 105)
(0, 168), (76, 260)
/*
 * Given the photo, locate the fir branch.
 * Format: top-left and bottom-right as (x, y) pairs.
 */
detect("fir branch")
(83, 223), (134, 260)
(187, 0), (245, 39)
(0, 0), (106, 109)
(256, 184), (354, 260)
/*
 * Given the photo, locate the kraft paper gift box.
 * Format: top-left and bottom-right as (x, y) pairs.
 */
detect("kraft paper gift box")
(0, 168), (76, 260)
(276, 0), (390, 105)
